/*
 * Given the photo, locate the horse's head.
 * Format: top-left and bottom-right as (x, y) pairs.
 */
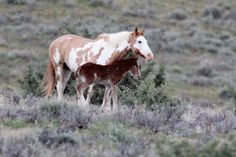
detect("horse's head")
(129, 28), (154, 61)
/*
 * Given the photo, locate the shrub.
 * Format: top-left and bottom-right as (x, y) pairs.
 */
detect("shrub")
(227, 86), (236, 114)
(18, 65), (44, 96)
(90, 84), (105, 105)
(169, 9), (188, 20)
(6, 0), (26, 5)
(58, 19), (77, 35)
(2, 132), (44, 157)
(39, 102), (62, 120)
(38, 130), (79, 148)
(63, 77), (76, 96)
(202, 5), (223, 19)
(58, 105), (91, 132)
(89, 0), (113, 7)
(197, 67), (214, 78)
(19, 64), (77, 97)
(155, 135), (196, 157)
(119, 62), (172, 110)
(155, 134), (236, 157)
(219, 89), (233, 100)
(154, 65), (166, 87)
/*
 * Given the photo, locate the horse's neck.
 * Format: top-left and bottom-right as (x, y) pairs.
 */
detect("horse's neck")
(99, 32), (131, 64)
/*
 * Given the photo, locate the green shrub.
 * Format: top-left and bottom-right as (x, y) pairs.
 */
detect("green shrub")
(156, 137), (196, 157)
(90, 84), (105, 105)
(119, 62), (172, 110)
(154, 65), (166, 87)
(222, 86), (236, 114)
(89, 0), (113, 7)
(40, 102), (62, 119)
(6, 0), (26, 4)
(0, 119), (28, 129)
(229, 87), (236, 114)
(63, 78), (76, 96)
(19, 64), (76, 97)
(82, 28), (92, 38)
(155, 134), (236, 157)
(199, 135), (236, 157)
(19, 65), (44, 96)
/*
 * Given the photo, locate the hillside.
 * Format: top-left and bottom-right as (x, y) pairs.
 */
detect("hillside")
(0, 0), (236, 156)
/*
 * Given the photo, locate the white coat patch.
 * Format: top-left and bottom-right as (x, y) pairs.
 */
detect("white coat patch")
(54, 48), (60, 65)
(56, 66), (62, 77)
(133, 36), (152, 57)
(68, 43), (93, 72)
(94, 39), (114, 65)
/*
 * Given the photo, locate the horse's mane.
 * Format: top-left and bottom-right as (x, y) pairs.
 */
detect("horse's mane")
(97, 31), (131, 47)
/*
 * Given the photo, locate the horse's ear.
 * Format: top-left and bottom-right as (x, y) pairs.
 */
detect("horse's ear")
(134, 27), (139, 36)
(140, 29), (144, 35)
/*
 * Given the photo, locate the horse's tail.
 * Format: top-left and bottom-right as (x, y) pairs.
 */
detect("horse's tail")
(40, 58), (56, 98)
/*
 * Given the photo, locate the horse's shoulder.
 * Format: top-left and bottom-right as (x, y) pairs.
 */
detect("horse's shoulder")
(96, 33), (109, 41)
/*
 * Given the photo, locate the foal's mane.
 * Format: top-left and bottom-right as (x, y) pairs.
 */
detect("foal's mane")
(110, 57), (137, 66)
(97, 31), (132, 47)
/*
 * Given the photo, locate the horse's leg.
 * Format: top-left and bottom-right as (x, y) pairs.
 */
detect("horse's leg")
(101, 85), (112, 111)
(111, 84), (118, 111)
(86, 83), (95, 105)
(62, 68), (72, 93)
(55, 65), (64, 100)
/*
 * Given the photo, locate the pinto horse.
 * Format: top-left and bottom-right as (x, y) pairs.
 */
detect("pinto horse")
(75, 58), (140, 110)
(41, 28), (153, 100)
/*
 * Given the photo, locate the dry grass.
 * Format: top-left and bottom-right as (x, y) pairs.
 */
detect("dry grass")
(1, 0), (236, 155)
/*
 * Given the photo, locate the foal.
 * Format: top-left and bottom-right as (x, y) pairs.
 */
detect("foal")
(75, 58), (140, 110)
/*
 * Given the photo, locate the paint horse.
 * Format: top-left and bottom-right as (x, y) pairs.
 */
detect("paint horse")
(75, 58), (140, 110)
(41, 28), (153, 100)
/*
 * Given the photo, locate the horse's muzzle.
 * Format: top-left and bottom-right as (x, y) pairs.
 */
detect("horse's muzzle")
(146, 53), (153, 61)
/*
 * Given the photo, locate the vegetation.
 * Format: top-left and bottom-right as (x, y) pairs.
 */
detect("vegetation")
(1, 0), (236, 156)
(18, 65), (44, 96)
(0, 91), (236, 156)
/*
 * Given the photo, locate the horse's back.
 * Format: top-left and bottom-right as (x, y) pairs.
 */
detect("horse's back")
(50, 34), (93, 49)
(48, 34), (94, 65)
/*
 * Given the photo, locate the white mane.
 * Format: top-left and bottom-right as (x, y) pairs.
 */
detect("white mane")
(100, 31), (132, 47)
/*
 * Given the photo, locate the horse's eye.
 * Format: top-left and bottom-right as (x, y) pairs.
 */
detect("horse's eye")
(138, 41), (142, 44)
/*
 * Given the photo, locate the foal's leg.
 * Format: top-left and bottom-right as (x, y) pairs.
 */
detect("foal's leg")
(101, 86), (112, 111)
(86, 83), (95, 105)
(76, 75), (95, 106)
(76, 82), (89, 106)
(111, 84), (118, 110)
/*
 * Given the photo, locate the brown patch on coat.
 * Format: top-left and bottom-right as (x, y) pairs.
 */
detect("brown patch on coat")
(75, 47), (92, 65)
(90, 47), (104, 63)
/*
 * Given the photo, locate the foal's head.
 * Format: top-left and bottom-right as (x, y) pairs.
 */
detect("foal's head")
(117, 58), (141, 79)
(128, 28), (154, 61)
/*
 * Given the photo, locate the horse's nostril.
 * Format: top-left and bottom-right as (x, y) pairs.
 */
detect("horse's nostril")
(147, 53), (153, 60)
